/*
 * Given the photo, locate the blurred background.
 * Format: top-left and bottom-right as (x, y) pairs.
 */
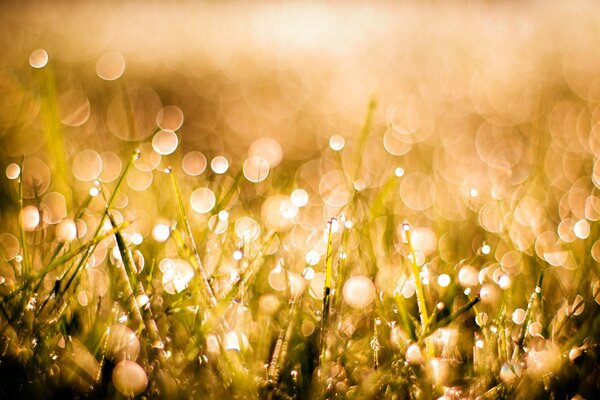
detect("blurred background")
(1, 1), (600, 398)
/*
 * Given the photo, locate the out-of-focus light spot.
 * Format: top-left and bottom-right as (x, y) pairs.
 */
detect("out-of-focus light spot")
(208, 214), (228, 234)
(162, 259), (194, 294)
(96, 52), (126, 81)
(305, 250), (320, 265)
(528, 321), (542, 336)
(235, 217), (260, 242)
(218, 210), (229, 221)
(130, 233), (143, 246)
(112, 360), (148, 397)
(288, 271), (306, 298)
(383, 129), (412, 156)
(512, 308), (526, 325)
(77, 290), (89, 307)
(343, 276), (376, 309)
(100, 151), (122, 182)
(249, 137), (283, 167)
(353, 179), (366, 191)
(437, 274), (451, 287)
(470, 188), (479, 197)
(156, 105), (184, 131)
(152, 130), (178, 155)
(223, 331), (241, 351)
(127, 168), (153, 191)
(190, 187), (216, 214)
(73, 150), (103, 182)
(152, 223), (170, 242)
(56, 219), (77, 242)
(182, 151), (207, 176)
(20, 206), (40, 231)
(29, 49), (48, 68)
(394, 167), (404, 177)
(280, 199), (299, 219)
(232, 250), (243, 261)
(406, 343), (423, 364)
(498, 274), (511, 289)
(89, 186), (100, 197)
(211, 156), (229, 174)
(558, 218), (576, 242)
(291, 188), (309, 208)
(0, 233), (19, 261)
(574, 219), (590, 239)
(302, 266), (315, 280)
(134, 143), (161, 172)
(40, 192), (67, 224)
(268, 265), (286, 291)
(329, 135), (345, 151)
(242, 156), (270, 183)
(58, 90), (91, 127)
(480, 283), (499, 304)
(458, 265), (479, 288)
(6, 163), (20, 180)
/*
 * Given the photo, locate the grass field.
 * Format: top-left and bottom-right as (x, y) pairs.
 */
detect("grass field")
(1, 2), (600, 399)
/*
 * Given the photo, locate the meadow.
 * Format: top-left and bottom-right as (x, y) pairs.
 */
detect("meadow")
(0, 2), (599, 399)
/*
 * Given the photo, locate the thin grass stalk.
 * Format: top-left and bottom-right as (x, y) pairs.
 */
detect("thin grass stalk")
(403, 222), (434, 358)
(108, 211), (166, 365)
(45, 150), (139, 323)
(319, 218), (335, 367)
(17, 156), (30, 280)
(512, 272), (544, 363)
(167, 168), (217, 307)
(419, 295), (480, 342)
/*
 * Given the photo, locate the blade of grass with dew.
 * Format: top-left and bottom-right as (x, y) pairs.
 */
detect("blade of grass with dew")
(318, 218), (335, 368)
(17, 156), (30, 280)
(402, 222), (434, 359)
(43, 150), (139, 325)
(512, 272), (544, 363)
(167, 167), (217, 307)
(419, 295), (480, 342)
(108, 211), (167, 365)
